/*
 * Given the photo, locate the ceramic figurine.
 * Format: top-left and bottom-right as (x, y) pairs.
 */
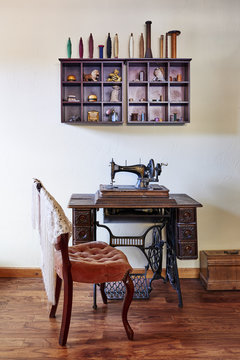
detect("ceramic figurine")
(107, 33), (112, 58)
(107, 69), (122, 82)
(129, 33), (134, 58)
(89, 33), (94, 58)
(110, 109), (119, 122)
(110, 85), (120, 102)
(152, 67), (165, 81)
(79, 37), (84, 58)
(114, 33), (119, 58)
(83, 69), (100, 81)
(67, 37), (72, 58)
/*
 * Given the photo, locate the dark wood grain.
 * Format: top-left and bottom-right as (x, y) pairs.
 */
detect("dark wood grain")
(1, 278), (240, 359)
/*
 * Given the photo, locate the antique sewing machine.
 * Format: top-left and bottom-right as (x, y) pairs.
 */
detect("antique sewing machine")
(110, 158), (168, 189)
(96, 157), (173, 210)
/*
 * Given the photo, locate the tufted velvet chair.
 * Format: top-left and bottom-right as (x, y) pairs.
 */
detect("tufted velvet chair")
(52, 236), (134, 346)
(34, 181), (134, 346)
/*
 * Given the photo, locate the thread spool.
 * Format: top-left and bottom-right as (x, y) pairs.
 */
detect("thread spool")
(160, 35), (164, 58)
(167, 30), (181, 58)
(145, 21), (153, 58)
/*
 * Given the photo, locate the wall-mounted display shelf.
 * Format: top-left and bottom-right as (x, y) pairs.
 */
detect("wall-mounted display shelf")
(59, 59), (124, 125)
(126, 59), (191, 125)
(59, 58), (191, 125)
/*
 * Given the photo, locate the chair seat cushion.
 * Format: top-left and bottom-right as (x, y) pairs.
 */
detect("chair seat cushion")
(54, 241), (132, 284)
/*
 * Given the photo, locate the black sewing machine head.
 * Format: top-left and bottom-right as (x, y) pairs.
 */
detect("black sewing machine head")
(110, 159), (168, 189)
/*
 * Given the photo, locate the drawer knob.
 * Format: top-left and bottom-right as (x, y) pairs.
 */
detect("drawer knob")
(183, 229), (192, 237)
(183, 211), (191, 220)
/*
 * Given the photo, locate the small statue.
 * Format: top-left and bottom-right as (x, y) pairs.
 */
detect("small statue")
(110, 85), (120, 102)
(107, 69), (122, 82)
(152, 67), (165, 81)
(83, 69), (100, 81)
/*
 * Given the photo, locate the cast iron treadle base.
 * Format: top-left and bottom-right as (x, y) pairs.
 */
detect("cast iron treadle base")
(105, 273), (149, 300)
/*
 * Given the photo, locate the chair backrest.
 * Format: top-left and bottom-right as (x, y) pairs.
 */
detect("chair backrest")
(32, 179), (72, 304)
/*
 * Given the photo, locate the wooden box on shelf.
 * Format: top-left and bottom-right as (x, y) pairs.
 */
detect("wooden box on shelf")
(126, 58), (191, 125)
(200, 250), (240, 290)
(59, 59), (123, 125)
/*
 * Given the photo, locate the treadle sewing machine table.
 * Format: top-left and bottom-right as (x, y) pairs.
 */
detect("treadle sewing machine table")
(68, 187), (202, 307)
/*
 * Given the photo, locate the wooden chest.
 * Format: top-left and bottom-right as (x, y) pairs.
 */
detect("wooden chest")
(200, 250), (240, 290)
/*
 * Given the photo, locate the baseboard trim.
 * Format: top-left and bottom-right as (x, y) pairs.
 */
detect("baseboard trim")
(133, 268), (200, 279)
(0, 268), (42, 278)
(0, 267), (199, 279)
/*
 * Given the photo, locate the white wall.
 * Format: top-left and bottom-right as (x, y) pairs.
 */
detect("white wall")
(0, 0), (240, 269)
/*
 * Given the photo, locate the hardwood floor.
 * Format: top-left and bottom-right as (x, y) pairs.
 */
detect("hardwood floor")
(0, 277), (240, 360)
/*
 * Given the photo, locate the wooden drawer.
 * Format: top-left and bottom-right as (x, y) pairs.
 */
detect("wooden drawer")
(73, 226), (94, 244)
(73, 210), (92, 226)
(177, 241), (198, 259)
(177, 224), (197, 241)
(177, 208), (196, 223)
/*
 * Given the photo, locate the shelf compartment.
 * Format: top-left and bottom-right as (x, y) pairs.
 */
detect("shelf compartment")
(103, 84), (122, 102)
(83, 104), (102, 123)
(83, 63), (102, 81)
(149, 103), (168, 123)
(170, 86), (189, 102)
(62, 63), (81, 82)
(63, 105), (81, 123)
(128, 84), (147, 103)
(128, 104), (148, 123)
(83, 85), (101, 102)
(170, 104), (189, 123)
(62, 85), (81, 103)
(149, 62), (168, 82)
(103, 104), (122, 123)
(149, 84), (168, 102)
(103, 62), (123, 82)
(169, 62), (189, 82)
(128, 62), (148, 82)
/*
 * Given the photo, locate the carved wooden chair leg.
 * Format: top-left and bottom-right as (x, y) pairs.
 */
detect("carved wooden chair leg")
(122, 272), (134, 340)
(59, 274), (73, 346)
(49, 274), (62, 318)
(100, 283), (108, 304)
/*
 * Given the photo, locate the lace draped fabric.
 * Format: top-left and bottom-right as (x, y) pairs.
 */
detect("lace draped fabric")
(32, 181), (72, 304)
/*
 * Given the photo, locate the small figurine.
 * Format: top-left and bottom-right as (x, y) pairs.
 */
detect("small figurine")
(107, 69), (122, 82)
(110, 85), (120, 102)
(67, 75), (76, 81)
(83, 69), (100, 81)
(152, 67), (165, 81)
(88, 94), (97, 102)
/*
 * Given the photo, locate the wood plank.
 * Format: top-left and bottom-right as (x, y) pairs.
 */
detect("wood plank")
(0, 278), (240, 359)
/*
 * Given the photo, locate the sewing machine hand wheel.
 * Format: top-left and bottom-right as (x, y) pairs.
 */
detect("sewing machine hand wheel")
(147, 159), (155, 178)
